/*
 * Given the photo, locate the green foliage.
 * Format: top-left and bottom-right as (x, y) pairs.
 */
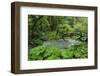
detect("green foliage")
(72, 43), (88, 58)
(61, 50), (73, 59)
(28, 43), (88, 60)
(47, 55), (60, 60)
(73, 32), (87, 42)
(28, 46), (46, 60)
(45, 31), (59, 40)
(28, 15), (88, 42)
(56, 24), (72, 40)
(28, 15), (88, 60)
(31, 38), (43, 46)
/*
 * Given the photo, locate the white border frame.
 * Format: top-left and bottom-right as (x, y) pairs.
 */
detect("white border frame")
(20, 6), (95, 70)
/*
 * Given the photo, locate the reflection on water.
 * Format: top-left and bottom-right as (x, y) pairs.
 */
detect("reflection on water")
(43, 39), (81, 49)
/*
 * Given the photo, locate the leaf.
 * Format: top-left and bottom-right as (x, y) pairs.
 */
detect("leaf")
(61, 50), (74, 59)
(47, 55), (60, 60)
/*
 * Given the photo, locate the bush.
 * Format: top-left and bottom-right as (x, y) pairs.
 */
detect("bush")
(61, 50), (73, 59)
(28, 46), (46, 60)
(45, 31), (59, 40)
(72, 43), (88, 58)
(28, 43), (88, 60)
(73, 32), (87, 42)
(31, 38), (43, 46)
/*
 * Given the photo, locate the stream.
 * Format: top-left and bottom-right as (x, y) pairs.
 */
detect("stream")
(43, 39), (81, 49)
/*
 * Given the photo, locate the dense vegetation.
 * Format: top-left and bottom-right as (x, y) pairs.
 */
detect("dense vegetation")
(28, 15), (88, 60)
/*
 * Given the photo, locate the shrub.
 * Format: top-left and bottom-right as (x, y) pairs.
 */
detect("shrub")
(28, 46), (46, 60)
(31, 38), (43, 46)
(61, 50), (74, 59)
(28, 43), (88, 60)
(73, 32), (88, 42)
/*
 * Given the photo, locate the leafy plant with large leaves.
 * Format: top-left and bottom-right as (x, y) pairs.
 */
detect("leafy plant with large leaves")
(28, 43), (87, 60)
